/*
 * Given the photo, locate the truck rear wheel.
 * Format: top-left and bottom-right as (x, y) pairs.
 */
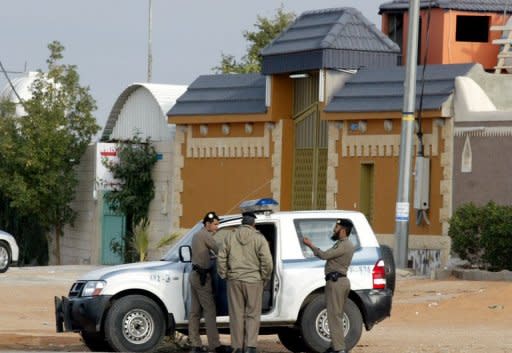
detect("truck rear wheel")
(105, 295), (165, 353)
(300, 295), (362, 353)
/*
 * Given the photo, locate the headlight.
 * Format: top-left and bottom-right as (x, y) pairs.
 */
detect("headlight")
(81, 281), (106, 297)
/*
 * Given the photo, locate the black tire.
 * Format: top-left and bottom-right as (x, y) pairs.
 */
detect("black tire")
(81, 331), (113, 352)
(300, 295), (363, 353)
(0, 242), (11, 273)
(380, 245), (396, 294)
(104, 295), (166, 353)
(277, 327), (309, 352)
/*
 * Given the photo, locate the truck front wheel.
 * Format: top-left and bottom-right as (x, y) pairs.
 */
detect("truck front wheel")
(300, 295), (363, 353)
(105, 295), (166, 353)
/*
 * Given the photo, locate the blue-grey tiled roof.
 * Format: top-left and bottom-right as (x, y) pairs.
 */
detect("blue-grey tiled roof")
(325, 63), (475, 113)
(261, 7), (400, 74)
(167, 74), (266, 116)
(380, 0), (512, 13)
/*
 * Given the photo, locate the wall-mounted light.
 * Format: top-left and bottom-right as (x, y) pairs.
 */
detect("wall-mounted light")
(289, 73), (309, 79)
(434, 118), (445, 127)
(384, 119), (393, 132)
(244, 123), (253, 135)
(222, 123), (230, 135)
(199, 124), (208, 136)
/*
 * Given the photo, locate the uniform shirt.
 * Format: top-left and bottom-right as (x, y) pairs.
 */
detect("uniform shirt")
(313, 237), (355, 275)
(217, 225), (273, 283)
(191, 227), (218, 269)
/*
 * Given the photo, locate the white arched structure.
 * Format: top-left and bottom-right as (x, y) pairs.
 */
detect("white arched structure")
(0, 71), (39, 117)
(102, 83), (187, 142)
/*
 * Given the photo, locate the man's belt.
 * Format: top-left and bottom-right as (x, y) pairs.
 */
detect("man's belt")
(192, 264), (211, 286)
(325, 271), (346, 282)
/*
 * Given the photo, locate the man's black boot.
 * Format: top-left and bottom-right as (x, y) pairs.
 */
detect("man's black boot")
(191, 347), (208, 353)
(215, 345), (232, 353)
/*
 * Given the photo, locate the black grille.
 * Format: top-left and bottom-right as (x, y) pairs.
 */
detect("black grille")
(68, 281), (86, 297)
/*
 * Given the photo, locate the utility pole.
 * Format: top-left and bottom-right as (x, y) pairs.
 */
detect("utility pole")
(147, 0), (153, 82)
(394, 0), (420, 269)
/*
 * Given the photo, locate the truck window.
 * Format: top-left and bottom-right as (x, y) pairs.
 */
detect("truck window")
(294, 219), (360, 258)
(161, 223), (202, 261)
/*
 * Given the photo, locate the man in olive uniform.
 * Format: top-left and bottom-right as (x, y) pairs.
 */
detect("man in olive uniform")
(303, 219), (355, 353)
(217, 212), (273, 353)
(189, 212), (230, 353)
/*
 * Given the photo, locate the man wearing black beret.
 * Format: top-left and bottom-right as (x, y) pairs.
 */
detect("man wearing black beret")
(189, 212), (230, 353)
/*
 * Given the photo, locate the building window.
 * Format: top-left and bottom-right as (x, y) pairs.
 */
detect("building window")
(387, 13), (404, 50)
(461, 136), (472, 173)
(456, 16), (489, 42)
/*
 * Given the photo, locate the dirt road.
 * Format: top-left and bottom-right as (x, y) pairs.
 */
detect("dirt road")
(1, 266), (511, 352)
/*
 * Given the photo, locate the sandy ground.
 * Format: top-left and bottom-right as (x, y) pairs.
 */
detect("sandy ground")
(0, 266), (511, 353)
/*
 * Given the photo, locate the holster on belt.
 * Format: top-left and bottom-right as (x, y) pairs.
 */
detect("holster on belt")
(325, 271), (345, 282)
(192, 264), (210, 286)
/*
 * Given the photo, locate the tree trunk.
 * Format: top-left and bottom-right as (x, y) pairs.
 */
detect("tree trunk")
(124, 214), (133, 262)
(55, 224), (62, 265)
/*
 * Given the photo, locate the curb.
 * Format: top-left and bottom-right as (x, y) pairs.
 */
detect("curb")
(451, 268), (512, 281)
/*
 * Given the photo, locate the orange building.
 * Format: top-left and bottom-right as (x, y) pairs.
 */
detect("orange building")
(168, 8), (400, 228)
(379, 0), (511, 69)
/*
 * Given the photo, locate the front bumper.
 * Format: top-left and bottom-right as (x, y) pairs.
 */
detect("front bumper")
(355, 288), (393, 330)
(55, 295), (111, 333)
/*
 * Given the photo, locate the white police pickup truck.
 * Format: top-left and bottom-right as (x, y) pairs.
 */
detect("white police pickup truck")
(55, 199), (394, 353)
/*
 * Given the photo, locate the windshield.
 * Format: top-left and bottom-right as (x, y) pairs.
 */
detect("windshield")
(161, 222), (202, 262)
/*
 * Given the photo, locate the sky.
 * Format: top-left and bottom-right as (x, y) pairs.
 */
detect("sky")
(0, 1), (381, 134)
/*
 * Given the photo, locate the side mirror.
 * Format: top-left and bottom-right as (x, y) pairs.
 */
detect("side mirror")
(179, 245), (192, 263)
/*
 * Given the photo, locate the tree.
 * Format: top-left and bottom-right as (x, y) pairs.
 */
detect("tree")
(214, 6), (295, 74)
(0, 100), (48, 265)
(103, 134), (158, 262)
(0, 41), (100, 264)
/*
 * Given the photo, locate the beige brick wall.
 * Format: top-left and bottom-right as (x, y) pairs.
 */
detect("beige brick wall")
(54, 141), (177, 265)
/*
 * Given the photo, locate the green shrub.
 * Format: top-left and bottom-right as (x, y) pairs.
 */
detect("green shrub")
(449, 201), (512, 271)
(448, 202), (484, 267)
(480, 202), (512, 271)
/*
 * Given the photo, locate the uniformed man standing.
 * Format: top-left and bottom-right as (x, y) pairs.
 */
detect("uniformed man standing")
(189, 212), (230, 353)
(217, 212), (273, 353)
(303, 219), (355, 353)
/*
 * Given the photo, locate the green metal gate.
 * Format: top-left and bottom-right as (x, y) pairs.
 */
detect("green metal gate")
(101, 194), (125, 265)
(291, 73), (327, 210)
